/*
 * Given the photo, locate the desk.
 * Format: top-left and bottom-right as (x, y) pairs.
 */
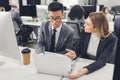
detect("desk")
(63, 58), (114, 80)
(0, 47), (62, 80)
(21, 16), (41, 26)
(23, 20), (41, 26)
(0, 47), (114, 80)
(0, 63), (62, 80)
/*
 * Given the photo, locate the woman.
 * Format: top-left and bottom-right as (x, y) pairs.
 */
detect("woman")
(67, 5), (85, 26)
(102, 7), (113, 22)
(66, 12), (117, 79)
(0, 7), (5, 11)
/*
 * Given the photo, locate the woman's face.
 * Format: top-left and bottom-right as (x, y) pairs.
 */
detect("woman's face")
(105, 8), (109, 14)
(84, 17), (96, 33)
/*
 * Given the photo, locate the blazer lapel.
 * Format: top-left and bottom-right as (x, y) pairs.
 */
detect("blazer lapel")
(83, 33), (91, 54)
(96, 38), (107, 58)
(47, 24), (52, 50)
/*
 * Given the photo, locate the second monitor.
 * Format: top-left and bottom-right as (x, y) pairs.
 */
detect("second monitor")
(20, 6), (37, 18)
(82, 5), (96, 19)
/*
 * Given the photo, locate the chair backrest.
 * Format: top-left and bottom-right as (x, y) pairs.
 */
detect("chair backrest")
(109, 38), (118, 64)
(114, 17), (120, 37)
(12, 20), (21, 33)
(64, 21), (82, 56)
(64, 21), (82, 40)
(111, 17), (120, 64)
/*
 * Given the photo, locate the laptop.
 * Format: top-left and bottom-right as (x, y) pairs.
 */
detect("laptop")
(33, 52), (71, 77)
(0, 61), (5, 66)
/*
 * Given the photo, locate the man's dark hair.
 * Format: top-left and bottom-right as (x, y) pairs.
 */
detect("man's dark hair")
(48, 1), (63, 13)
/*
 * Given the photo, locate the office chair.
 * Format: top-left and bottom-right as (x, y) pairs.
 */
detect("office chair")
(64, 21), (83, 56)
(16, 24), (34, 46)
(113, 40), (120, 80)
(12, 20), (21, 33)
(108, 38), (117, 64)
(109, 17), (120, 64)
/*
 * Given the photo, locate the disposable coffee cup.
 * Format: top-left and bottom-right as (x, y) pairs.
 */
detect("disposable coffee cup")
(21, 48), (31, 65)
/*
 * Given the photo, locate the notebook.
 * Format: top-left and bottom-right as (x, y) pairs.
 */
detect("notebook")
(33, 52), (71, 77)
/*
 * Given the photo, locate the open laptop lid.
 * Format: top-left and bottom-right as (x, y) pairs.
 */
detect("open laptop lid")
(33, 52), (71, 77)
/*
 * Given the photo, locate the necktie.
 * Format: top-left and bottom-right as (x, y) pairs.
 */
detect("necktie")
(50, 29), (56, 52)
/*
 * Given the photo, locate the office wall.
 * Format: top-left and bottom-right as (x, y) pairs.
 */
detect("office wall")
(22, 0), (27, 5)
(8, 0), (120, 10)
(9, 0), (41, 7)
(9, 0), (19, 7)
(41, 0), (46, 4)
(41, 0), (87, 6)
(98, 0), (120, 9)
(58, 0), (79, 8)
(41, 0), (53, 5)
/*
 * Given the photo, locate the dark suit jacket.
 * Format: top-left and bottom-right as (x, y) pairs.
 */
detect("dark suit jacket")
(36, 21), (74, 54)
(76, 29), (117, 73)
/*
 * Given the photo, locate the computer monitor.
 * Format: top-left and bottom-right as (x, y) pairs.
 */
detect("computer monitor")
(82, 5), (96, 19)
(0, 12), (21, 65)
(0, 5), (11, 11)
(115, 6), (120, 13)
(36, 5), (48, 21)
(99, 5), (104, 11)
(20, 6), (37, 17)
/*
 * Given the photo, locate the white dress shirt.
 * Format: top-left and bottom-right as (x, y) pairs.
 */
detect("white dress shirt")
(51, 23), (62, 46)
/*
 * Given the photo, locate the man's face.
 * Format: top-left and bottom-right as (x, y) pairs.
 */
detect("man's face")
(48, 10), (64, 28)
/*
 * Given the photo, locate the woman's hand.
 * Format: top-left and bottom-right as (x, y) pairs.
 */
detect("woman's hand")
(68, 68), (89, 79)
(64, 49), (76, 59)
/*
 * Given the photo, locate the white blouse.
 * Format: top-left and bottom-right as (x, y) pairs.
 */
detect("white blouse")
(87, 33), (100, 56)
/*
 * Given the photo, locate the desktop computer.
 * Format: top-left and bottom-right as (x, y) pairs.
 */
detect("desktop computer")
(0, 12), (21, 66)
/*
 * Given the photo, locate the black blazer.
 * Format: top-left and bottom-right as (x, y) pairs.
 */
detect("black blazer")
(76, 30), (117, 73)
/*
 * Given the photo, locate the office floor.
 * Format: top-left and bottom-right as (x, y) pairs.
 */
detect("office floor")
(19, 39), (36, 49)
(27, 43), (36, 49)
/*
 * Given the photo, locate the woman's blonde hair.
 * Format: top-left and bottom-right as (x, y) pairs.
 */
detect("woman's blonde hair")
(88, 12), (110, 38)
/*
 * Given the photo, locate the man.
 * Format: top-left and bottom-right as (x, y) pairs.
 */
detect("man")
(10, 4), (22, 33)
(10, 4), (33, 46)
(36, 1), (76, 59)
